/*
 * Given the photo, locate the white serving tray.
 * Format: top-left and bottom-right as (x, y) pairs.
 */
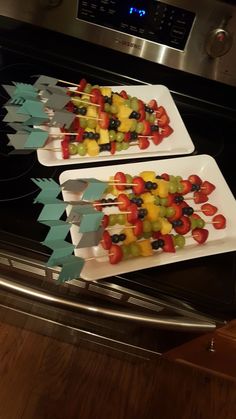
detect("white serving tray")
(59, 154), (236, 281)
(37, 84), (194, 166)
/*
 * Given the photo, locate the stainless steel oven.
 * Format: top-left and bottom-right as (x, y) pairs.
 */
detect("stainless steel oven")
(0, 0), (235, 355)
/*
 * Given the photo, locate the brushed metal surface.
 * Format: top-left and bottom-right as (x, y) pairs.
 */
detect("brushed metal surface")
(0, 0), (235, 86)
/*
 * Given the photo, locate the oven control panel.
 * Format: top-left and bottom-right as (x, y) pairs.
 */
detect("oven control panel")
(77, 1), (195, 51)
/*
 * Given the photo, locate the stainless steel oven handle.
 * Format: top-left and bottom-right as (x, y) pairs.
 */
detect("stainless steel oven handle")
(0, 277), (216, 332)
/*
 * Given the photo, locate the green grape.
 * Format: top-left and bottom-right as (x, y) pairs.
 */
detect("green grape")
(166, 206), (175, 218)
(176, 183), (184, 193)
(77, 143), (87, 156)
(68, 143), (78, 155)
(143, 220), (152, 233)
(130, 119), (137, 132)
(122, 142), (130, 150)
(143, 231), (152, 239)
(87, 119), (97, 129)
(196, 218), (205, 228)
(154, 196), (160, 205)
(116, 214), (126, 225)
(84, 83), (92, 93)
(145, 112), (150, 121)
(190, 217), (198, 230)
(159, 197), (168, 206)
(108, 214), (117, 226)
(116, 142), (123, 152)
(123, 99), (131, 107)
(130, 97), (139, 111)
(130, 243), (141, 257)
(121, 244), (131, 260)
(110, 104), (118, 114)
(136, 122), (144, 134)
(109, 130), (117, 141)
(149, 114), (156, 123)
(116, 132), (125, 142)
(175, 175), (183, 182)
(151, 220), (161, 232)
(168, 181), (177, 194)
(125, 174), (133, 184)
(159, 206), (167, 217)
(79, 118), (88, 128)
(169, 175), (176, 182)
(174, 234), (186, 248)
(104, 103), (111, 113)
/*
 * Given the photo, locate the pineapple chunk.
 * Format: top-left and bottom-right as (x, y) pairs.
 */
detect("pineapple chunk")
(142, 203), (160, 221)
(122, 227), (137, 245)
(139, 171), (156, 182)
(86, 105), (98, 118)
(160, 218), (172, 235)
(138, 240), (154, 257)
(153, 179), (169, 198)
(117, 105), (133, 119)
(87, 140), (99, 156)
(98, 129), (110, 144)
(101, 87), (112, 97)
(118, 118), (133, 132)
(112, 93), (125, 107)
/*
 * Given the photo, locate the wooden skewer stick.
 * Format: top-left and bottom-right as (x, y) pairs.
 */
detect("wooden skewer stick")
(58, 79), (94, 96)
(71, 98), (100, 107)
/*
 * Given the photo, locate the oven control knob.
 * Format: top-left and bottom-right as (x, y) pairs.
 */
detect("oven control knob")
(205, 28), (233, 58)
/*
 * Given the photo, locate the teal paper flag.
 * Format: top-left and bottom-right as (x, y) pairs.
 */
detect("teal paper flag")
(37, 199), (67, 221)
(42, 220), (71, 242)
(17, 100), (48, 118)
(79, 211), (104, 233)
(32, 178), (61, 203)
(57, 255), (85, 283)
(24, 130), (49, 149)
(44, 240), (75, 267)
(82, 178), (107, 201)
(7, 133), (29, 149)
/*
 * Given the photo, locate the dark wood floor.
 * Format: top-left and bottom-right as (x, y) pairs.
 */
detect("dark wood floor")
(1, 319), (236, 419)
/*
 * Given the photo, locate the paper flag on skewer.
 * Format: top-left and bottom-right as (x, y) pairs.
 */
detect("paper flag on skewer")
(33, 75), (59, 90)
(76, 226), (104, 248)
(7, 129), (49, 149)
(50, 110), (75, 129)
(61, 179), (88, 193)
(37, 199), (67, 221)
(82, 178), (108, 201)
(43, 240), (75, 267)
(56, 255), (85, 283)
(2, 83), (38, 102)
(3, 105), (30, 123)
(67, 204), (104, 233)
(17, 99), (48, 119)
(42, 86), (70, 110)
(42, 220), (71, 242)
(32, 178), (62, 203)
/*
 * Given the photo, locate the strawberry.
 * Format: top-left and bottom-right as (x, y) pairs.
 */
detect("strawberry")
(110, 141), (116, 155)
(193, 191), (209, 204)
(101, 214), (109, 228)
(152, 131), (164, 145)
(119, 90), (129, 99)
(201, 203), (218, 216)
(137, 108), (146, 122)
(97, 95), (105, 111)
(98, 111), (109, 129)
(61, 140), (69, 159)
(167, 203), (182, 222)
(161, 173), (170, 181)
(201, 180), (216, 195)
(180, 179), (192, 194)
(192, 228), (209, 244)
(76, 127), (85, 142)
(138, 136), (150, 150)
(173, 216), (191, 235)
(212, 214), (226, 229)
(124, 132), (131, 142)
(133, 219), (143, 237)
(117, 193), (130, 211)
(101, 231), (112, 250)
(132, 176), (146, 195)
(188, 174), (202, 185)
(78, 78), (87, 92)
(158, 113), (170, 127)
(142, 120), (151, 135)
(155, 106), (166, 118)
(90, 87), (102, 104)
(138, 99), (145, 112)
(114, 171), (127, 190)
(127, 203), (138, 223)
(93, 200), (103, 212)
(109, 244), (123, 264)
(161, 234), (176, 253)
(161, 125), (173, 138)
(148, 99), (158, 110)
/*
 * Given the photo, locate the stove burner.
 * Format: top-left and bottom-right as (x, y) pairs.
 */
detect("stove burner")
(181, 113), (225, 158)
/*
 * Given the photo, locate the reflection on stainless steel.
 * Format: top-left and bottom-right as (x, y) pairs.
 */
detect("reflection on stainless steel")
(0, 276), (216, 331)
(0, 0), (235, 85)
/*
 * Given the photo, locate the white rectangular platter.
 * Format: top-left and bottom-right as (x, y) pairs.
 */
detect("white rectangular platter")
(59, 154), (236, 281)
(37, 84), (194, 166)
